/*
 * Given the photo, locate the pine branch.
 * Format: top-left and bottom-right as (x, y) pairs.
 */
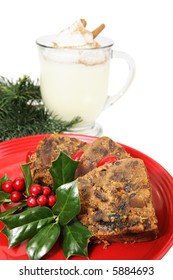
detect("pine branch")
(0, 75), (81, 142)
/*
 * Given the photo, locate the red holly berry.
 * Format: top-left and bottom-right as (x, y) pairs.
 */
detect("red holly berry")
(37, 195), (48, 206)
(27, 196), (38, 207)
(42, 186), (52, 196)
(48, 195), (56, 207)
(29, 184), (43, 197)
(13, 177), (25, 191)
(2, 180), (14, 193)
(10, 191), (22, 202)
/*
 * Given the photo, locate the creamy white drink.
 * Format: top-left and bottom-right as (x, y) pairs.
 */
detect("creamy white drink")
(39, 48), (110, 125)
(36, 19), (135, 135)
(37, 19), (110, 129)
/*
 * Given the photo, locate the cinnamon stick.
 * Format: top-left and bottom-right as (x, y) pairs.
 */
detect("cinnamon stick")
(80, 18), (87, 27)
(92, 24), (105, 38)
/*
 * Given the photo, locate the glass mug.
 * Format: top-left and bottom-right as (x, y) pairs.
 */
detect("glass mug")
(36, 36), (135, 135)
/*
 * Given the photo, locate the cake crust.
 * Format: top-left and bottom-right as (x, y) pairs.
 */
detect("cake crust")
(31, 133), (87, 185)
(77, 158), (159, 243)
(30, 134), (159, 244)
(75, 136), (131, 178)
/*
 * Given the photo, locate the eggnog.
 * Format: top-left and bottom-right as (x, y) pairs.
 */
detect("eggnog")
(36, 19), (135, 135)
(39, 49), (110, 125)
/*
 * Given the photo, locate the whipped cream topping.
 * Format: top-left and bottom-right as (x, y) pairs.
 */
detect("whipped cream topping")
(52, 19), (100, 48)
(43, 47), (108, 65)
(37, 20), (110, 65)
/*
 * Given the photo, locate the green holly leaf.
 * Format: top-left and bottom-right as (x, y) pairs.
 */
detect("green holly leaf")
(62, 219), (92, 259)
(0, 149), (92, 260)
(27, 223), (60, 260)
(52, 180), (80, 225)
(49, 151), (79, 191)
(0, 191), (10, 204)
(1, 206), (54, 247)
(20, 162), (33, 196)
(1, 206), (53, 229)
(0, 202), (27, 218)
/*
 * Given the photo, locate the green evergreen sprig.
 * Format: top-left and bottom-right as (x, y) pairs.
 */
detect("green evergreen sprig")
(0, 75), (81, 142)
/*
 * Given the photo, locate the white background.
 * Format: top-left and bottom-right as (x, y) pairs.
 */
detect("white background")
(0, 0), (172, 264)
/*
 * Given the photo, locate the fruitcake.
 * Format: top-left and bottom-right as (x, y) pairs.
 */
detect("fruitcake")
(77, 158), (159, 243)
(31, 133), (87, 186)
(75, 136), (131, 178)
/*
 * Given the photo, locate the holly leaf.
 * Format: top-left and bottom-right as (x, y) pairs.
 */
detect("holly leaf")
(27, 223), (60, 260)
(52, 180), (80, 225)
(21, 162), (33, 196)
(1, 206), (53, 229)
(62, 219), (92, 259)
(49, 151), (79, 191)
(1, 206), (54, 247)
(0, 202), (27, 218)
(0, 191), (10, 204)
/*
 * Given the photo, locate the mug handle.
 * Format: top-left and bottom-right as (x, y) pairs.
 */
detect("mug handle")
(104, 50), (135, 110)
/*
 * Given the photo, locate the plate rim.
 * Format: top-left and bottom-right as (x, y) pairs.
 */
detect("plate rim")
(0, 133), (173, 260)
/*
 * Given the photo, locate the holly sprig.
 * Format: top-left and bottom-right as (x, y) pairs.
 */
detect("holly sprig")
(0, 152), (92, 259)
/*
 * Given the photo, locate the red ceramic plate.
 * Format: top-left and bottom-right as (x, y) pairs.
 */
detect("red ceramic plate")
(0, 134), (173, 260)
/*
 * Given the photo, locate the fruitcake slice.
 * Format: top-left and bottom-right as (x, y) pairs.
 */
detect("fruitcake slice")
(31, 133), (87, 186)
(77, 158), (159, 243)
(75, 136), (131, 178)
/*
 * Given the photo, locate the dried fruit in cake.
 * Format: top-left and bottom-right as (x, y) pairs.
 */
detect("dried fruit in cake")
(30, 134), (88, 186)
(30, 134), (159, 244)
(75, 136), (131, 178)
(77, 158), (159, 243)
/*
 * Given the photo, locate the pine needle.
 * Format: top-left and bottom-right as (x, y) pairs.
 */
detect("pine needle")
(0, 75), (81, 142)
